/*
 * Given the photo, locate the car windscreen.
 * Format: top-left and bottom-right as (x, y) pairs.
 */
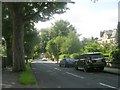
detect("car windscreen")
(66, 59), (74, 62)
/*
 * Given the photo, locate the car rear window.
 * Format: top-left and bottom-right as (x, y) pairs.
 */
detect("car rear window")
(89, 54), (104, 59)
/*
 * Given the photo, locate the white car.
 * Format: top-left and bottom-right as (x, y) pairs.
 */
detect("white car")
(42, 58), (47, 61)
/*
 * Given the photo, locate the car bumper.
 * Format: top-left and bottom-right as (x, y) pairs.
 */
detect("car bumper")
(87, 63), (106, 68)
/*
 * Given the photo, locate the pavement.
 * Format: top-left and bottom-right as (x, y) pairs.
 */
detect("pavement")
(2, 67), (39, 88)
(104, 67), (120, 75)
(1, 60), (120, 88)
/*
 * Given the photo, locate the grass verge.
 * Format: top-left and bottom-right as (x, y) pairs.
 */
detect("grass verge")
(18, 63), (37, 85)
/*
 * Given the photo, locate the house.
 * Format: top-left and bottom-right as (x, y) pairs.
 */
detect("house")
(97, 29), (117, 44)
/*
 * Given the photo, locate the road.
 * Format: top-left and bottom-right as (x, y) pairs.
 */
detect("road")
(31, 60), (119, 89)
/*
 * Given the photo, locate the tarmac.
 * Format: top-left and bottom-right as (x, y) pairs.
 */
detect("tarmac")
(1, 64), (120, 88)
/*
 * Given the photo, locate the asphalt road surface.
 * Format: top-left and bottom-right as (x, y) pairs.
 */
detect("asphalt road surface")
(31, 60), (120, 89)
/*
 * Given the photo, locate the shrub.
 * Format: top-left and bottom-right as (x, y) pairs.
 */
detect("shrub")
(103, 54), (110, 61)
(70, 53), (80, 59)
(103, 54), (109, 57)
(111, 49), (120, 62)
(59, 54), (70, 59)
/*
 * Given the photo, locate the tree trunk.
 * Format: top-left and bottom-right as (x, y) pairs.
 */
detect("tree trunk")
(12, 14), (25, 71)
(6, 38), (13, 67)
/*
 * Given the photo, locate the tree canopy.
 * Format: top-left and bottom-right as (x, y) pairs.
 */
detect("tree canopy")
(3, 2), (70, 71)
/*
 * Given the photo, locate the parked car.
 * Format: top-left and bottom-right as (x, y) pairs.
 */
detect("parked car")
(59, 58), (76, 67)
(42, 58), (47, 61)
(74, 52), (106, 72)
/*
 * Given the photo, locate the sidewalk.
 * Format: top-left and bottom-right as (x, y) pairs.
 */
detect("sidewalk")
(104, 67), (120, 75)
(2, 68), (39, 88)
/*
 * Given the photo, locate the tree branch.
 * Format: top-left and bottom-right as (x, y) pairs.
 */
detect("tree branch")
(24, 3), (45, 22)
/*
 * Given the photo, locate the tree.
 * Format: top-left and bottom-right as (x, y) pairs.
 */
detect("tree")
(2, 3), (13, 66)
(4, 2), (69, 71)
(81, 37), (92, 46)
(83, 40), (104, 53)
(39, 20), (76, 54)
(61, 31), (81, 54)
(46, 36), (65, 63)
(52, 20), (76, 37)
(39, 28), (51, 53)
(117, 22), (120, 50)
(24, 22), (40, 62)
(101, 43), (116, 54)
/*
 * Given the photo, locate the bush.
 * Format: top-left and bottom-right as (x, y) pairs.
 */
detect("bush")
(111, 49), (120, 62)
(70, 53), (80, 59)
(103, 54), (110, 61)
(103, 54), (109, 57)
(59, 54), (70, 59)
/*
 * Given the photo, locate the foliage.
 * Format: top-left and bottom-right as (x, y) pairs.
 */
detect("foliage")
(82, 40), (104, 53)
(18, 63), (37, 85)
(2, 3), (13, 66)
(0, 39), (6, 56)
(70, 53), (80, 59)
(39, 20), (76, 53)
(59, 54), (70, 59)
(52, 20), (76, 37)
(117, 22), (120, 49)
(24, 22), (40, 59)
(46, 36), (65, 60)
(103, 53), (110, 61)
(81, 37), (92, 46)
(103, 54), (109, 57)
(39, 28), (52, 53)
(110, 49), (120, 62)
(4, 2), (69, 71)
(61, 31), (81, 54)
(101, 43), (116, 54)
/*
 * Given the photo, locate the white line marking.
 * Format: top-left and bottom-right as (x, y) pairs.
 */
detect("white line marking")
(99, 82), (118, 89)
(66, 72), (84, 79)
(54, 68), (61, 71)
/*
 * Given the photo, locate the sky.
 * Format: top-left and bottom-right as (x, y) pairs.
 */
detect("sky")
(34, 0), (119, 39)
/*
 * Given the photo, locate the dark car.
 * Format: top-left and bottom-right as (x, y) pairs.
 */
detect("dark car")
(59, 58), (76, 67)
(74, 52), (106, 72)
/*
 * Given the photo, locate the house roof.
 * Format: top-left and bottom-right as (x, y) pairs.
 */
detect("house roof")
(100, 29), (116, 38)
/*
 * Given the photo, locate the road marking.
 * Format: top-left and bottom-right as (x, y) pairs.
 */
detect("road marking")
(66, 72), (84, 79)
(54, 68), (61, 71)
(99, 82), (118, 89)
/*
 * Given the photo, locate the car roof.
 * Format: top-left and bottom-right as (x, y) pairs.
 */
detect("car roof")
(81, 52), (101, 55)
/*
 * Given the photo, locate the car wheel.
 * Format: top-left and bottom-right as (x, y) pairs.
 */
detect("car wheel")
(59, 64), (61, 67)
(99, 67), (104, 72)
(75, 66), (78, 70)
(64, 64), (66, 67)
(83, 66), (89, 72)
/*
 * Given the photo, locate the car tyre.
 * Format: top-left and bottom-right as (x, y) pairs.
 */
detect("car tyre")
(64, 64), (66, 67)
(75, 66), (78, 70)
(99, 67), (104, 72)
(83, 66), (89, 72)
(59, 64), (61, 67)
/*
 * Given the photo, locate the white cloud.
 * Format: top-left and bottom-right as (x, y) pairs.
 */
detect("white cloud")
(34, 0), (118, 39)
